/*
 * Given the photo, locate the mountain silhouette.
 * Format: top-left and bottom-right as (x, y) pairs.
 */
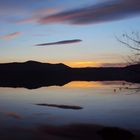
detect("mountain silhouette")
(0, 61), (139, 89)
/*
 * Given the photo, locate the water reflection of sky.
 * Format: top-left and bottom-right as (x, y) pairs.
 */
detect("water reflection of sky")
(0, 81), (140, 131)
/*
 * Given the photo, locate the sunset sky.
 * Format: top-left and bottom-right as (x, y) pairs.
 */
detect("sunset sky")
(0, 0), (140, 67)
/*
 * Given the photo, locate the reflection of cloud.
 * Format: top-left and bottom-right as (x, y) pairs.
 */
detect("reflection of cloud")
(35, 103), (83, 110)
(39, 0), (140, 25)
(4, 112), (22, 120)
(35, 39), (82, 46)
(0, 123), (137, 140)
(0, 32), (21, 40)
(38, 124), (134, 140)
(38, 124), (102, 139)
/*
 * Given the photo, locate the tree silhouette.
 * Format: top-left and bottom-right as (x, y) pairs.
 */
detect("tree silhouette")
(116, 31), (140, 65)
(116, 32), (140, 93)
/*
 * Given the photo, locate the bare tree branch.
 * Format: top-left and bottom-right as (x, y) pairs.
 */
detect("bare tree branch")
(125, 34), (140, 45)
(116, 31), (140, 65)
(116, 36), (140, 51)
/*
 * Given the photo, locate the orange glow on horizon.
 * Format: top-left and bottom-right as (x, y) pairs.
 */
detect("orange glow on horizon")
(64, 61), (101, 68)
(0, 60), (126, 68)
(63, 61), (126, 68)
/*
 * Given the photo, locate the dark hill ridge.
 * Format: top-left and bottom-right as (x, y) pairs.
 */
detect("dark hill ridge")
(0, 60), (70, 71)
(0, 61), (139, 89)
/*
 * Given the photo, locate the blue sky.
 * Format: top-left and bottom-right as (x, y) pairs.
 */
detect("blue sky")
(0, 0), (140, 67)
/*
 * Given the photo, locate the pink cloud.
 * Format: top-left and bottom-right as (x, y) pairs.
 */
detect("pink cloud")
(38, 0), (140, 25)
(0, 32), (21, 40)
(100, 63), (127, 67)
(17, 8), (60, 24)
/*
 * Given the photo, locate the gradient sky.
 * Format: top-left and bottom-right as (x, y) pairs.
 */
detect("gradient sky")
(0, 0), (140, 67)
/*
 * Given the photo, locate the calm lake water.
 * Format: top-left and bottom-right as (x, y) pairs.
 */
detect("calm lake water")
(0, 81), (140, 135)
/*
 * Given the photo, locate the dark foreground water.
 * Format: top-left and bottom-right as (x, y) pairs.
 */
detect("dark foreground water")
(0, 81), (140, 140)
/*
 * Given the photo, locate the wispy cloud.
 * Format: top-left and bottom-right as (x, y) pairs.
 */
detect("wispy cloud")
(33, 34), (48, 37)
(38, 0), (140, 25)
(100, 63), (127, 67)
(17, 8), (60, 24)
(0, 32), (21, 40)
(0, 0), (49, 14)
(0, 1), (58, 23)
(35, 39), (82, 46)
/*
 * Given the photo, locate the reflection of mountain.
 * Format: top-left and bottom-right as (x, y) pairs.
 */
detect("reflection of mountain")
(0, 61), (139, 89)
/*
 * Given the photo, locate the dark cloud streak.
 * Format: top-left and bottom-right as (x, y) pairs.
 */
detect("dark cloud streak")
(35, 103), (83, 110)
(35, 39), (82, 46)
(39, 0), (140, 25)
